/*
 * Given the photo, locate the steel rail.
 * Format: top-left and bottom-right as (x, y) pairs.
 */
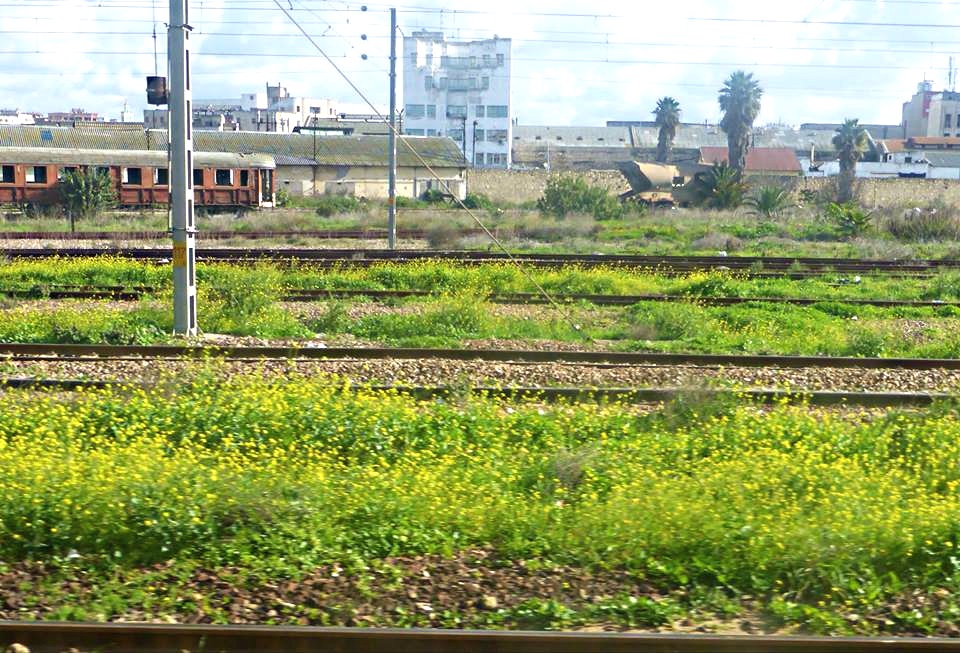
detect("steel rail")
(3, 621), (960, 653)
(7, 285), (960, 309)
(0, 378), (950, 406)
(1, 343), (960, 371)
(1, 248), (958, 274)
(0, 229), (485, 241)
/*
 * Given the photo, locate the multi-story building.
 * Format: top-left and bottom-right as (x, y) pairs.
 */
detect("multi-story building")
(902, 81), (960, 138)
(402, 30), (511, 168)
(143, 83), (343, 133)
(0, 109), (36, 126)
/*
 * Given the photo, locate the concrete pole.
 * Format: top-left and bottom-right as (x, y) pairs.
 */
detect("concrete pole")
(169, 0), (197, 335)
(387, 7), (398, 250)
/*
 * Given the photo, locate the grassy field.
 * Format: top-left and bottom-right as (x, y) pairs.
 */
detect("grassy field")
(2, 373), (960, 633)
(9, 186), (960, 258)
(3, 259), (960, 355)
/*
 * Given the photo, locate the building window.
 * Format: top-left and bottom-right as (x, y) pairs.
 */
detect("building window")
(405, 104), (425, 119)
(481, 76), (490, 90)
(426, 53), (433, 67)
(483, 54), (492, 66)
(475, 105), (486, 117)
(446, 105), (467, 118)
(475, 152), (484, 165)
(122, 167), (142, 185)
(474, 129), (485, 141)
(448, 128), (465, 141)
(487, 129), (508, 142)
(57, 166), (78, 181)
(154, 168), (169, 185)
(469, 56), (477, 67)
(25, 166), (47, 184)
(405, 129), (425, 136)
(0, 165), (13, 183)
(496, 53), (505, 66)
(240, 170), (249, 186)
(947, 114), (954, 128)
(193, 169), (204, 186)
(424, 76), (433, 91)
(215, 169), (234, 186)
(487, 105), (508, 118)
(410, 52), (417, 66)
(438, 78), (448, 90)
(426, 104), (437, 119)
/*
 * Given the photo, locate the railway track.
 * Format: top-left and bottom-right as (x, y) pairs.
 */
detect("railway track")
(0, 229), (482, 241)
(0, 247), (956, 275)
(1, 342), (960, 371)
(7, 284), (960, 309)
(0, 377), (949, 407)
(2, 621), (959, 653)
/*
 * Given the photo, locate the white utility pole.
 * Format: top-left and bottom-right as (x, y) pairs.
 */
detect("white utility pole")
(387, 7), (398, 250)
(169, 0), (198, 335)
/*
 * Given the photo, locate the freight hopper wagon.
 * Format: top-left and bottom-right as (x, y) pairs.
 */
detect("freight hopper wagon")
(618, 161), (703, 208)
(0, 148), (276, 209)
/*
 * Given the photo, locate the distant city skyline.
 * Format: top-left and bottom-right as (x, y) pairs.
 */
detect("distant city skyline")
(0, 0), (955, 127)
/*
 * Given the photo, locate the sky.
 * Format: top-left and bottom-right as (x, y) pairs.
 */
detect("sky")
(0, 0), (957, 127)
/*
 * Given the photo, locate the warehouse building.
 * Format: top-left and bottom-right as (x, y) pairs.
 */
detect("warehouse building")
(0, 124), (467, 199)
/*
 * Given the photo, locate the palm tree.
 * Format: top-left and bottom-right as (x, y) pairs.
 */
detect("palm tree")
(833, 118), (868, 203)
(718, 71), (763, 175)
(653, 97), (681, 163)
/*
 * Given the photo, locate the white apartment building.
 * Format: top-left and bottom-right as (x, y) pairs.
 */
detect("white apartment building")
(0, 110), (35, 125)
(902, 81), (960, 138)
(402, 30), (512, 168)
(143, 83), (342, 132)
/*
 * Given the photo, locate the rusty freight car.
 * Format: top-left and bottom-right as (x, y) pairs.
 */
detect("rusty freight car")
(0, 148), (276, 208)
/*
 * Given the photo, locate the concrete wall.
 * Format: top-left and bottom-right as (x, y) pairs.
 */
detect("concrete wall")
(469, 169), (631, 205)
(277, 163), (466, 199)
(798, 176), (960, 207)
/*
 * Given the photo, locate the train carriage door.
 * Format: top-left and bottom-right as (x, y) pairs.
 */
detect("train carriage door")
(259, 169), (273, 206)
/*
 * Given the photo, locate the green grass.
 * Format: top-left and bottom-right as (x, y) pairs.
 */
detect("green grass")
(4, 374), (960, 632)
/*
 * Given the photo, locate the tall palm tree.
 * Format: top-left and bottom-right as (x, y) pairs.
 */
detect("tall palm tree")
(653, 97), (681, 163)
(718, 71), (763, 175)
(833, 118), (868, 203)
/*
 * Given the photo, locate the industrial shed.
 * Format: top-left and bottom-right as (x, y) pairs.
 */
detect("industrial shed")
(0, 124), (468, 199)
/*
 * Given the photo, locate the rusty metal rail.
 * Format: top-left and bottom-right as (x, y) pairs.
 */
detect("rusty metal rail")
(2, 621), (960, 653)
(0, 229), (479, 241)
(1, 343), (960, 371)
(0, 248), (957, 275)
(5, 284), (960, 310)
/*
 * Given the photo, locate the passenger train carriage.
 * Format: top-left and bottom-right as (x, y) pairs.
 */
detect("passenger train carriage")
(0, 148), (276, 208)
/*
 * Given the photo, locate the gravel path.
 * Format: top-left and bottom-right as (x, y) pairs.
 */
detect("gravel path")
(2, 356), (960, 392)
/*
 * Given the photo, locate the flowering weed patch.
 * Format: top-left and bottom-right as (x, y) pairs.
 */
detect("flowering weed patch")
(2, 375), (960, 631)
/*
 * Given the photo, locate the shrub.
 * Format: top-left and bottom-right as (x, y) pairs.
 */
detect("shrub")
(314, 194), (361, 217)
(884, 202), (960, 242)
(825, 202), (872, 238)
(421, 188), (450, 204)
(424, 223), (462, 249)
(275, 187), (291, 207)
(461, 192), (495, 211)
(694, 162), (747, 210)
(746, 185), (792, 218)
(59, 167), (116, 226)
(537, 175), (623, 220)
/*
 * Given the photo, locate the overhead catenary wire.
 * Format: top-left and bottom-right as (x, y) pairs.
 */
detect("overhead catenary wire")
(269, 0), (590, 340)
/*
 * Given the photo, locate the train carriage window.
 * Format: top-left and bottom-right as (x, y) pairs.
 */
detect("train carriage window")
(154, 168), (169, 185)
(239, 170), (249, 187)
(122, 168), (142, 185)
(25, 166), (47, 184)
(193, 169), (204, 187)
(57, 166), (79, 182)
(0, 165), (13, 183)
(215, 169), (234, 186)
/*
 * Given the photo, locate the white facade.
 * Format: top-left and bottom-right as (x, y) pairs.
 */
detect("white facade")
(902, 81), (960, 138)
(0, 110), (35, 126)
(402, 30), (511, 168)
(143, 83), (343, 133)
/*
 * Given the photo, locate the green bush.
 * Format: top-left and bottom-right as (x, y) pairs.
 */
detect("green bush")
(314, 194), (361, 218)
(746, 186), (792, 218)
(59, 168), (116, 224)
(884, 203), (960, 242)
(421, 188), (450, 204)
(461, 192), (495, 211)
(275, 187), (291, 208)
(694, 162), (748, 210)
(825, 202), (872, 238)
(537, 175), (623, 220)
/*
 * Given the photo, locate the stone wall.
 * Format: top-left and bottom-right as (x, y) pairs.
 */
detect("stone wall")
(796, 177), (960, 208)
(469, 169), (631, 205)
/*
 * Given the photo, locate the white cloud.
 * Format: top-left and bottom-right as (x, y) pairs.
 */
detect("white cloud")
(0, 0), (951, 126)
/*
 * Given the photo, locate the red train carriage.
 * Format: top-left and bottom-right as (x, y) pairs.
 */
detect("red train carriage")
(0, 148), (276, 208)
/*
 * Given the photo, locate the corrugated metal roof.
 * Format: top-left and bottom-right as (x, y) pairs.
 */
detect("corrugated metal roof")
(513, 126), (632, 146)
(700, 147), (801, 173)
(921, 151), (960, 167)
(0, 147), (275, 168)
(0, 125), (465, 169)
